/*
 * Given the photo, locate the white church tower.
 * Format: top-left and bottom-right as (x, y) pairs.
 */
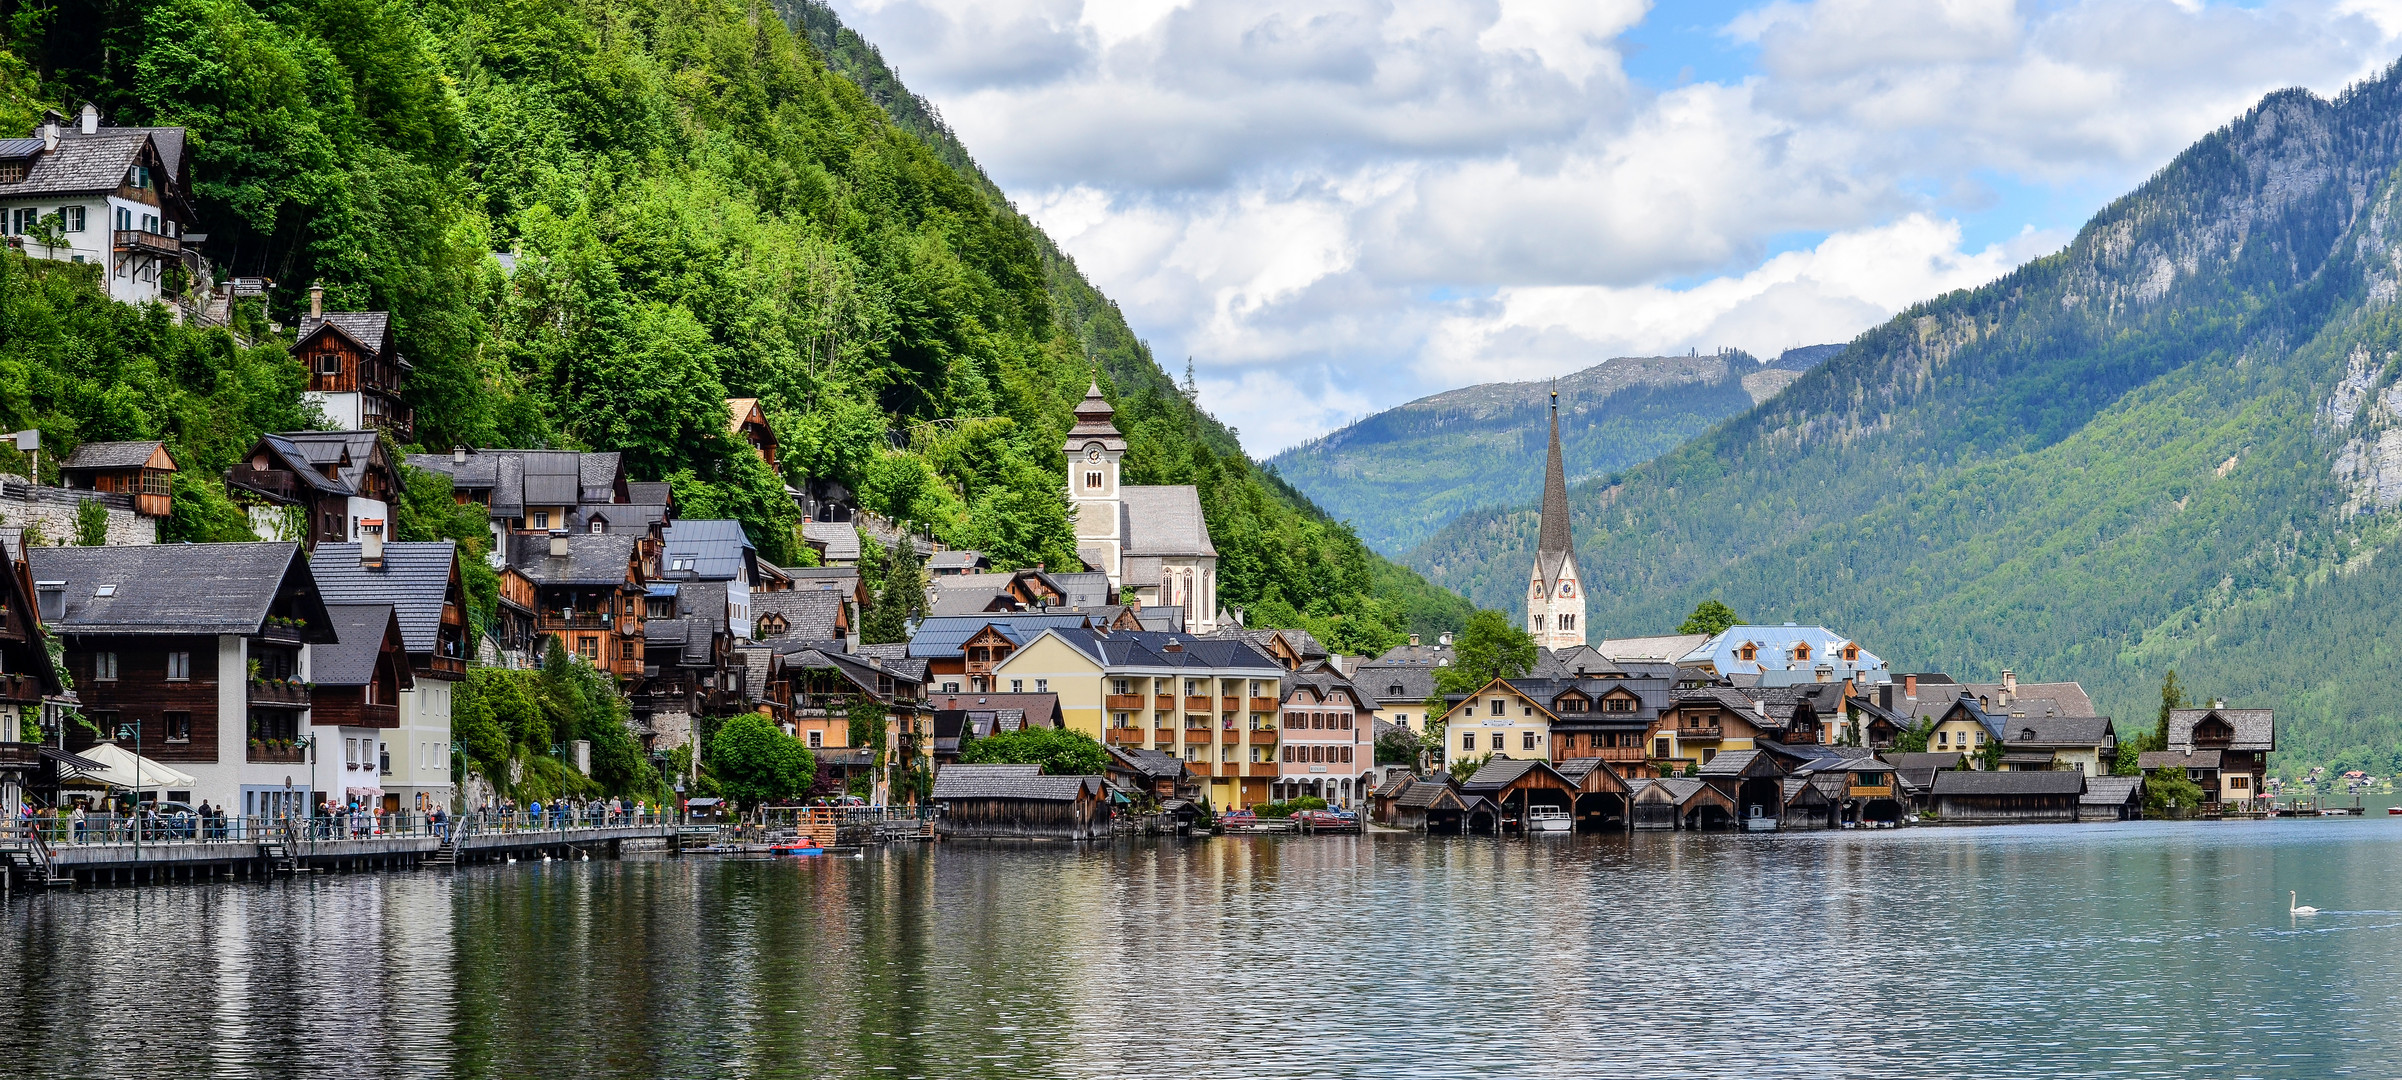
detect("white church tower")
(1065, 381), (1127, 588)
(1527, 386), (1586, 649)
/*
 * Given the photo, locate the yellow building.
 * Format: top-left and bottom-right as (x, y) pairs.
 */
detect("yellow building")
(991, 628), (1283, 808)
(1437, 679), (1554, 772)
(1927, 699), (1997, 761)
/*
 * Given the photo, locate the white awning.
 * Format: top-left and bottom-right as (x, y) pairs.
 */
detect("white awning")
(75, 742), (200, 791)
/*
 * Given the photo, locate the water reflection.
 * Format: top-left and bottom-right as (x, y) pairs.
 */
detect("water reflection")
(3, 821), (2401, 1077)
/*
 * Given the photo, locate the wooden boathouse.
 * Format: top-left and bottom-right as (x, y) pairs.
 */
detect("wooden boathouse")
(1931, 769), (2084, 824)
(930, 764), (1109, 840)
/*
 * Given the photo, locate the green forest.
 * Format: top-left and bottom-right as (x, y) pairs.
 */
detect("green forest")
(1411, 71), (2402, 778)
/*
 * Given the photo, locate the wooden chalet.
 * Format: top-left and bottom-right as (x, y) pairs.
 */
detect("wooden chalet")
(1551, 757), (1632, 830)
(1779, 773), (1844, 829)
(727, 398), (778, 472)
(763, 641), (927, 765)
(57, 440), (175, 518)
(1104, 744), (1200, 805)
(2166, 704), (2274, 808)
(506, 531), (652, 681)
(293, 300), (413, 438)
(930, 764), (1108, 840)
(490, 566), (540, 666)
(1457, 758), (1575, 833)
(310, 539), (470, 680)
(23, 543), (335, 812)
(224, 431), (400, 549)
(310, 604), (412, 730)
(1389, 775), (1465, 832)
(1931, 769), (2084, 824)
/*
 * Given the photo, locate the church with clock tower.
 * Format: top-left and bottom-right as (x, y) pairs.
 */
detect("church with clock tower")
(1064, 380), (1222, 632)
(1527, 387), (1586, 649)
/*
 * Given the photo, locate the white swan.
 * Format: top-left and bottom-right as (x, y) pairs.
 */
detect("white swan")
(2291, 890), (2319, 915)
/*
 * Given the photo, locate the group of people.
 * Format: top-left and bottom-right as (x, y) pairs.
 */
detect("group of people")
(469, 796), (657, 828)
(13, 800), (233, 843)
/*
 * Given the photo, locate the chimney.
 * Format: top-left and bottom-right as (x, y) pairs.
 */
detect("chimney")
(451, 445), (467, 465)
(549, 529), (569, 559)
(2001, 669), (2017, 697)
(308, 282), (324, 319)
(1408, 634), (1420, 647)
(77, 103), (97, 135)
(2212, 698), (2225, 709)
(1162, 639), (1183, 653)
(359, 518), (385, 568)
(39, 111), (58, 152)
(1904, 673), (1918, 699)
(1438, 632), (1453, 647)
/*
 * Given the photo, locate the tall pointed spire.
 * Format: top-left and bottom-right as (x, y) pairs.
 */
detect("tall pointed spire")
(1538, 382), (1571, 555)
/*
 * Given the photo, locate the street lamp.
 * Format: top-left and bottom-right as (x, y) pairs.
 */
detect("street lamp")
(115, 719), (141, 860)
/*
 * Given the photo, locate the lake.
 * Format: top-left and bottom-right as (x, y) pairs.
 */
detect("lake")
(5, 818), (2402, 1078)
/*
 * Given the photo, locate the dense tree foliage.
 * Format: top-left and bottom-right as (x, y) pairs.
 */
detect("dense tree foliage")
(451, 645), (667, 802)
(0, 0), (1469, 659)
(1433, 610), (1537, 696)
(956, 726), (1108, 776)
(1677, 600), (1740, 637)
(709, 712), (816, 809)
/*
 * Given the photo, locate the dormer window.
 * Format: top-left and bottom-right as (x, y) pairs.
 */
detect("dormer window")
(1738, 644), (1757, 662)
(1793, 643), (1811, 662)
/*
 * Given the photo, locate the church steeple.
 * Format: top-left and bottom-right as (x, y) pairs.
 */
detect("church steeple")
(1527, 382), (1585, 648)
(1539, 384), (1571, 556)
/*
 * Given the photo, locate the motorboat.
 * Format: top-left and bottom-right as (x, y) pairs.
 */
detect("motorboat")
(1526, 806), (1571, 833)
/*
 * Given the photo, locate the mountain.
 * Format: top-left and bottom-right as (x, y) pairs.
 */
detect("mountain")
(1267, 346), (1840, 556)
(1408, 66), (2402, 776)
(0, 0), (1470, 653)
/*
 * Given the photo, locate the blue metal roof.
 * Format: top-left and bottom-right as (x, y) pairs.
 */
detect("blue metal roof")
(660, 519), (756, 581)
(907, 613), (1094, 658)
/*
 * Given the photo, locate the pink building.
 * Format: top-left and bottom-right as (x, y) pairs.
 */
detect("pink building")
(1273, 672), (1373, 807)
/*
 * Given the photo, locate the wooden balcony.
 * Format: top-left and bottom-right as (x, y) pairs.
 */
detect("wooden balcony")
(1153, 695), (1174, 713)
(1249, 697), (1278, 712)
(114, 229), (180, 259)
(254, 622), (307, 646)
(1678, 725), (1724, 740)
(1595, 746), (1646, 763)
(1220, 696), (1239, 713)
(1183, 696), (1213, 713)
(247, 742), (306, 764)
(249, 681), (311, 709)
(539, 612), (615, 630)
(0, 672), (43, 703)
(1182, 729), (1213, 744)
(357, 702), (400, 729)
(1152, 728), (1176, 747)
(1105, 694), (1146, 712)
(1248, 729), (1278, 745)
(426, 654), (468, 678)
(608, 655), (645, 678)
(1106, 727), (1147, 746)
(1244, 763), (1280, 778)
(1848, 785), (1894, 799)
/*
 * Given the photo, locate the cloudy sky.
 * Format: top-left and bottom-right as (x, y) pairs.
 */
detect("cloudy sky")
(825, 0), (2402, 455)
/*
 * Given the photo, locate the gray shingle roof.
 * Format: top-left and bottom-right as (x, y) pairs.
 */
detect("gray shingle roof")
(931, 764), (1102, 801)
(1460, 757), (1548, 793)
(1042, 571), (1112, 608)
(506, 532), (638, 587)
(928, 573), (1015, 616)
(0, 128), (153, 198)
(927, 550), (986, 572)
(1120, 486), (1216, 556)
(61, 441), (167, 471)
(1696, 748), (1777, 778)
(310, 541), (457, 656)
(2167, 708), (2276, 752)
(2005, 716), (2115, 748)
(2082, 775), (2144, 805)
(315, 603), (404, 687)
(1932, 769), (2085, 796)
(1955, 680), (2097, 718)
(1355, 662), (1438, 704)
(1394, 777), (1455, 808)
(278, 431), (385, 496)
(1106, 745), (1187, 782)
(26, 543), (331, 639)
(296, 312), (392, 355)
(753, 590), (844, 641)
(802, 521), (860, 562)
(1031, 627), (1281, 673)
(626, 482), (673, 505)
(2138, 750), (2222, 770)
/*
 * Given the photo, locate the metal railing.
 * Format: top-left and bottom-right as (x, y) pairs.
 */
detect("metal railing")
(0, 807), (680, 847)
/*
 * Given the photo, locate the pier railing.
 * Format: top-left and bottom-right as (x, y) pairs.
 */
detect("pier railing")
(0, 808), (679, 848)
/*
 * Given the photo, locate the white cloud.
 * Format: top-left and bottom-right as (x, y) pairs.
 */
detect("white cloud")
(828, 0), (2402, 453)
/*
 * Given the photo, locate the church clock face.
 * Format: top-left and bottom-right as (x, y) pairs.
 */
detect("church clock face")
(1086, 448), (1102, 462)
(1560, 582), (1574, 598)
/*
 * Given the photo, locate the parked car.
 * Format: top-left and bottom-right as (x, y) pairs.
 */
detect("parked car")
(1296, 809), (1356, 828)
(1219, 809), (1257, 829)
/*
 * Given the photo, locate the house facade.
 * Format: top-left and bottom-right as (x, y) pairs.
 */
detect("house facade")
(294, 295), (413, 439)
(26, 543), (337, 816)
(1275, 671), (1372, 807)
(309, 540), (467, 813)
(0, 106), (195, 305)
(2166, 704), (2274, 808)
(1437, 679), (1555, 771)
(225, 431), (399, 549)
(990, 628), (1282, 808)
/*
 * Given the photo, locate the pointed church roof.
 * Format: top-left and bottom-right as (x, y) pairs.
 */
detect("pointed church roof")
(1064, 381), (1128, 452)
(1537, 385), (1573, 557)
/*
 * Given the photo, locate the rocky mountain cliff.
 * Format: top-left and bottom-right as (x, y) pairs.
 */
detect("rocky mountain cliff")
(1267, 346), (1838, 555)
(1408, 66), (2402, 775)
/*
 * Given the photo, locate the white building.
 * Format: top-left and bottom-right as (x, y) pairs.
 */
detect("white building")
(1527, 389), (1587, 650)
(309, 538), (467, 813)
(1064, 382), (1221, 632)
(0, 105), (194, 305)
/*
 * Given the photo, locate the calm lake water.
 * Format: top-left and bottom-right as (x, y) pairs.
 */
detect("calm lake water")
(7, 818), (2402, 1078)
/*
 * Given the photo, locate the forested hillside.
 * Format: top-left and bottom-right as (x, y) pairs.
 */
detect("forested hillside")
(1411, 66), (2402, 776)
(0, 0), (1469, 652)
(1268, 347), (1835, 556)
